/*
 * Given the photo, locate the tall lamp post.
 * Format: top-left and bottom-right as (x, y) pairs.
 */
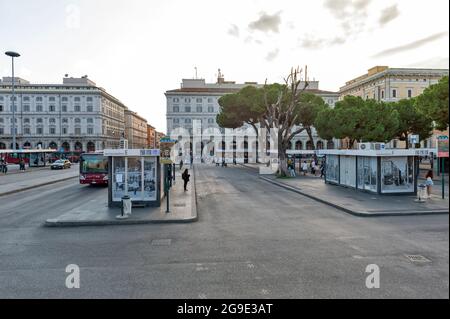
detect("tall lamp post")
(5, 51), (21, 150)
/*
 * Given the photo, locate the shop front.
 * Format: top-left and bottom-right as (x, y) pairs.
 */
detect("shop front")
(319, 149), (427, 195)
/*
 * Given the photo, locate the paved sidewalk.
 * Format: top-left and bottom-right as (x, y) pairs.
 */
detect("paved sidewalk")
(44, 167), (197, 227)
(0, 165), (79, 196)
(241, 164), (449, 217)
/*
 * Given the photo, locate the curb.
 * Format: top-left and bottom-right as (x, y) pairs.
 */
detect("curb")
(0, 175), (78, 197)
(44, 166), (199, 228)
(259, 175), (449, 218)
(44, 216), (197, 227)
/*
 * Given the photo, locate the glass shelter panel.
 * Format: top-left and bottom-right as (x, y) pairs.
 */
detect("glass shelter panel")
(144, 158), (157, 201)
(381, 156), (414, 193)
(357, 157), (378, 192)
(127, 157), (143, 201)
(112, 157), (126, 201)
(326, 155), (339, 183)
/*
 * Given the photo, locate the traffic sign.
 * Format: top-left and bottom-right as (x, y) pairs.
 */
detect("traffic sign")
(437, 135), (449, 158)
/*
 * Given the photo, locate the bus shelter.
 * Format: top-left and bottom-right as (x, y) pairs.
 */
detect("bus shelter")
(318, 149), (429, 195)
(104, 149), (161, 207)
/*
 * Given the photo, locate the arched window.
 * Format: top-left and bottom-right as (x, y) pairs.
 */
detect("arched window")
(316, 141), (324, 150)
(327, 140), (335, 149)
(306, 141), (314, 150)
(295, 141), (303, 150)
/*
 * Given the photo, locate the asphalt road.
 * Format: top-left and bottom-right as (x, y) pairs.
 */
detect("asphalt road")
(0, 165), (448, 298)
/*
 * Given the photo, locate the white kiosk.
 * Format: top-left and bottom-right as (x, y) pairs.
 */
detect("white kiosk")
(318, 148), (430, 195)
(104, 149), (161, 207)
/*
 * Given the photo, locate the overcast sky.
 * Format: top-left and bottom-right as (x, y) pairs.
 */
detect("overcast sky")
(0, 0), (448, 133)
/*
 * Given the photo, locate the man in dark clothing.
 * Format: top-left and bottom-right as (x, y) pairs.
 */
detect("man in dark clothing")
(182, 169), (190, 191)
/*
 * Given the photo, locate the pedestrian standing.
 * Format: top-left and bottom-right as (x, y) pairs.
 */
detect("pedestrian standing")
(179, 159), (183, 170)
(310, 160), (316, 175)
(425, 170), (434, 198)
(182, 169), (190, 191)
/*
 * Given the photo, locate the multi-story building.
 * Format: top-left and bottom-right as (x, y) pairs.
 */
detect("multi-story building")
(165, 71), (339, 162)
(339, 66), (449, 148)
(147, 124), (157, 148)
(124, 110), (148, 149)
(155, 131), (165, 149)
(0, 76), (129, 152)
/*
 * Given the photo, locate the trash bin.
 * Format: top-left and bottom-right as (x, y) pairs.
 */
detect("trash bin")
(416, 184), (427, 202)
(122, 195), (132, 216)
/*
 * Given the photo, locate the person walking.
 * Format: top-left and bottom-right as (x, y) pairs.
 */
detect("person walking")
(301, 161), (308, 176)
(182, 169), (190, 191)
(179, 159), (183, 170)
(425, 170), (434, 198)
(320, 162), (325, 178)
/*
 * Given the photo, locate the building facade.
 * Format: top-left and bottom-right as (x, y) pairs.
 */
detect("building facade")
(147, 124), (157, 148)
(165, 72), (339, 163)
(124, 110), (148, 149)
(339, 66), (449, 148)
(155, 131), (165, 149)
(0, 76), (129, 152)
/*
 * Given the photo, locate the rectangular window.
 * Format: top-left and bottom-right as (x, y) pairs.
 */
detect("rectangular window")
(185, 106), (191, 112)
(24, 127), (31, 135)
(407, 89), (412, 98)
(62, 127), (68, 134)
(196, 98), (202, 103)
(0, 128), (3, 135)
(36, 105), (43, 112)
(74, 97), (81, 102)
(381, 90), (384, 99)
(87, 127), (94, 134)
(50, 127), (56, 135)
(23, 105), (30, 112)
(75, 127), (81, 135)
(196, 106), (202, 112)
(86, 97), (93, 102)
(62, 97), (68, 102)
(207, 98), (213, 103)
(0, 105), (3, 112)
(36, 127), (43, 135)
(207, 106), (214, 113)
(36, 97), (43, 102)
(74, 105), (81, 112)
(392, 89), (397, 98)
(49, 105), (56, 112)
(62, 105), (67, 112)
(49, 97), (56, 102)
(87, 105), (93, 112)
(23, 96), (30, 102)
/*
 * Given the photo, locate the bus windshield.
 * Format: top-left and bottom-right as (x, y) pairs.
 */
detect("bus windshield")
(80, 154), (108, 173)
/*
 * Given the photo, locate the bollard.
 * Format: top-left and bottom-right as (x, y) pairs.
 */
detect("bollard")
(116, 195), (132, 219)
(415, 184), (427, 203)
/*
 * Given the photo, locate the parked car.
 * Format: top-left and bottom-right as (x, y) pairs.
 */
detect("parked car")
(51, 159), (71, 170)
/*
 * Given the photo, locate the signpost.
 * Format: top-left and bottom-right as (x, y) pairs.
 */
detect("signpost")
(437, 135), (449, 199)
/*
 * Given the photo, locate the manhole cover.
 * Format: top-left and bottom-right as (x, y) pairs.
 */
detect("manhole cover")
(151, 239), (172, 246)
(405, 254), (431, 263)
(173, 203), (186, 207)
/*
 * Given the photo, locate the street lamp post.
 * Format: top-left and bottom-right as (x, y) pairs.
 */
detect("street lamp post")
(5, 51), (21, 151)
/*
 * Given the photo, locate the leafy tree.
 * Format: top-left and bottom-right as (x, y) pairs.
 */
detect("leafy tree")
(361, 100), (399, 143)
(416, 76), (449, 131)
(392, 98), (433, 148)
(316, 96), (400, 147)
(297, 93), (329, 149)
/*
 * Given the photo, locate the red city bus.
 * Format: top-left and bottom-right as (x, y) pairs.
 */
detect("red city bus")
(79, 152), (108, 185)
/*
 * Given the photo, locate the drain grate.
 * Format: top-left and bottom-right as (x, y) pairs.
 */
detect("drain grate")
(173, 203), (186, 207)
(405, 254), (431, 263)
(151, 239), (172, 246)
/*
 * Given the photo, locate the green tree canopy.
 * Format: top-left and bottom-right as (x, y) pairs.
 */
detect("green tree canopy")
(416, 75), (449, 130)
(393, 98), (433, 147)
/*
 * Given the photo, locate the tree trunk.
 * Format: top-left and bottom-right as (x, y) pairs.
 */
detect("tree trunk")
(306, 127), (316, 150)
(278, 134), (289, 177)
